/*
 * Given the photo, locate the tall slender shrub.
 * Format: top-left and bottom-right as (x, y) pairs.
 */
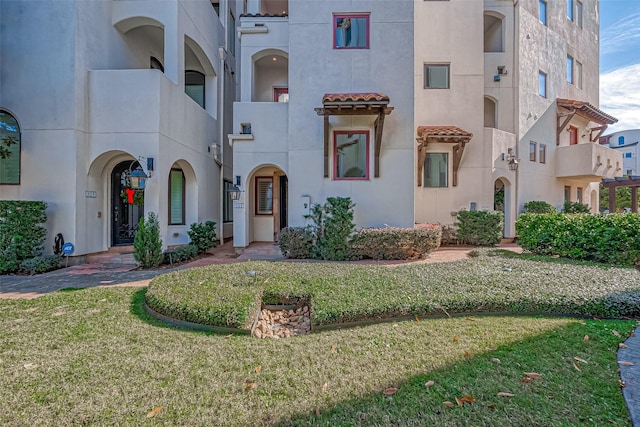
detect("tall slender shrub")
(133, 212), (163, 268)
(456, 210), (504, 246)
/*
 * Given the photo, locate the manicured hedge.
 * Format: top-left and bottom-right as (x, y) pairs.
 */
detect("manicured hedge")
(279, 227), (314, 259)
(349, 226), (441, 260)
(0, 200), (48, 273)
(146, 254), (640, 330)
(456, 210), (503, 246)
(516, 213), (640, 266)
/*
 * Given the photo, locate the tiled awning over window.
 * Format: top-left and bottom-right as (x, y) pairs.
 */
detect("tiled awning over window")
(557, 98), (618, 143)
(315, 93), (394, 178)
(416, 126), (473, 187)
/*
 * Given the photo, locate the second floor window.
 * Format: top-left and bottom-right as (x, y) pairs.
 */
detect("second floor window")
(425, 64), (450, 89)
(334, 14), (369, 49)
(185, 71), (205, 108)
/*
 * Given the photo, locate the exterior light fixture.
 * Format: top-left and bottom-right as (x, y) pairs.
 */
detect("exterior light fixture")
(126, 161), (147, 190)
(227, 175), (243, 200)
(506, 148), (520, 171)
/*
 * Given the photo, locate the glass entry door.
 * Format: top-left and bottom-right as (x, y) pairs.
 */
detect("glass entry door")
(111, 161), (144, 245)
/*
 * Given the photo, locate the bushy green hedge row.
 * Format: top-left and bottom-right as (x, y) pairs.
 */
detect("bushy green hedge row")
(516, 213), (640, 266)
(163, 244), (198, 265)
(146, 254), (640, 329)
(456, 210), (504, 246)
(349, 226), (441, 260)
(279, 226), (442, 261)
(0, 201), (48, 273)
(19, 255), (61, 275)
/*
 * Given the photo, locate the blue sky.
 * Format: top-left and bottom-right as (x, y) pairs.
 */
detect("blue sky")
(599, 0), (640, 131)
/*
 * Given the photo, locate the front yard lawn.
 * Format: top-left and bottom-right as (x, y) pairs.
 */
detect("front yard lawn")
(0, 285), (635, 426)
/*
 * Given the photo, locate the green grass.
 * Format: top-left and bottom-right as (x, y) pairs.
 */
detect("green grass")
(146, 253), (640, 328)
(0, 286), (634, 426)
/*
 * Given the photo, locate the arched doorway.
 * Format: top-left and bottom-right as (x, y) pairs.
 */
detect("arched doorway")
(111, 161), (145, 245)
(494, 178), (512, 237)
(249, 166), (287, 243)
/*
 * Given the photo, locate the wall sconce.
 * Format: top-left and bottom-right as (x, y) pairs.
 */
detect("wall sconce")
(607, 159), (612, 169)
(505, 148), (520, 171)
(227, 175), (243, 200)
(596, 155), (603, 167)
(616, 161), (621, 171)
(124, 157), (154, 190)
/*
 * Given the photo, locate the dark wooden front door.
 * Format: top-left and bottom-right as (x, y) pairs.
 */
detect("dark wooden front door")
(112, 161), (144, 245)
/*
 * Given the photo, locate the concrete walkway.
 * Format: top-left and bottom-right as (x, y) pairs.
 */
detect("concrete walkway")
(1, 242), (638, 424)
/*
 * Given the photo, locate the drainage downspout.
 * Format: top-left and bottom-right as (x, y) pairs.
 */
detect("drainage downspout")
(218, 46), (226, 246)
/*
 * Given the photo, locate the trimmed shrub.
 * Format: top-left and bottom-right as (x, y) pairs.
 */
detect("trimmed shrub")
(19, 255), (61, 275)
(349, 226), (442, 260)
(439, 224), (458, 246)
(516, 213), (640, 266)
(0, 201), (48, 273)
(163, 244), (198, 264)
(279, 227), (314, 259)
(522, 200), (556, 214)
(456, 210), (504, 246)
(563, 201), (591, 213)
(133, 212), (163, 268)
(187, 221), (218, 254)
(308, 197), (356, 261)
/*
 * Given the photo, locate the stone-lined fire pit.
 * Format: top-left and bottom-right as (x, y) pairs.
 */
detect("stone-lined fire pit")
(253, 302), (311, 339)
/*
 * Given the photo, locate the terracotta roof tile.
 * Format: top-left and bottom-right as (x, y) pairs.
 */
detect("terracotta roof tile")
(417, 126), (473, 139)
(322, 93), (390, 104)
(557, 98), (618, 124)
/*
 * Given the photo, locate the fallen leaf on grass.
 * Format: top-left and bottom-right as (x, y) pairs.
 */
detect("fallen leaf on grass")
(415, 316), (420, 322)
(620, 343), (628, 349)
(255, 365), (262, 373)
(497, 392), (514, 397)
(491, 358), (501, 364)
(453, 336), (459, 343)
(487, 403), (496, 409)
(23, 363), (38, 369)
(524, 372), (542, 378)
(593, 317), (601, 321)
(455, 396), (464, 407)
(461, 395), (475, 403)
(322, 382), (328, 392)
(425, 380), (435, 388)
(330, 344), (337, 353)
(628, 332), (635, 338)
(612, 330), (621, 337)
(443, 401), (454, 407)
(618, 361), (635, 366)
(584, 335), (589, 341)
(574, 357), (588, 364)
(146, 406), (162, 418)
(579, 320), (586, 325)
(486, 346), (498, 351)
(547, 395), (554, 399)
(465, 317), (475, 322)
(225, 334), (233, 339)
(383, 387), (398, 396)
(620, 380), (627, 388)
(521, 377), (532, 384)
(245, 382), (257, 391)
(464, 351), (471, 359)
(574, 363), (582, 371)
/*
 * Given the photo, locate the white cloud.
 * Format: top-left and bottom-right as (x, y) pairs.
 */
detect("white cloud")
(600, 63), (640, 132)
(601, 12), (640, 53)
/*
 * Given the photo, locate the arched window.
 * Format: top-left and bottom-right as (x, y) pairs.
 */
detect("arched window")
(484, 97), (497, 128)
(0, 110), (21, 184)
(185, 71), (205, 108)
(618, 136), (625, 145)
(169, 168), (185, 225)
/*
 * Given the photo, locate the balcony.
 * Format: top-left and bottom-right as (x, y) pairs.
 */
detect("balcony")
(231, 102), (288, 154)
(556, 143), (623, 179)
(88, 69), (216, 148)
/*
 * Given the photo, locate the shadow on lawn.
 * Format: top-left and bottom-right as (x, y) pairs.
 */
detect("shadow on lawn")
(279, 319), (634, 427)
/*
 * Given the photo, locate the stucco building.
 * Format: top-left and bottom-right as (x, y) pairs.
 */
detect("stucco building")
(600, 129), (640, 176)
(0, 0), (623, 257)
(230, 0), (622, 249)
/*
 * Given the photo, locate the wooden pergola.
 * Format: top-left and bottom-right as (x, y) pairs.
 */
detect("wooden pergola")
(602, 176), (640, 213)
(416, 126), (473, 187)
(315, 93), (394, 178)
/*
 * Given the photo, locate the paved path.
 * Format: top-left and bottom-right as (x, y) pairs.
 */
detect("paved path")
(1, 242), (637, 424)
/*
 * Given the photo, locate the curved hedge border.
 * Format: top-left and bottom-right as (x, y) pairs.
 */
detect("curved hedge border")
(145, 253), (640, 332)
